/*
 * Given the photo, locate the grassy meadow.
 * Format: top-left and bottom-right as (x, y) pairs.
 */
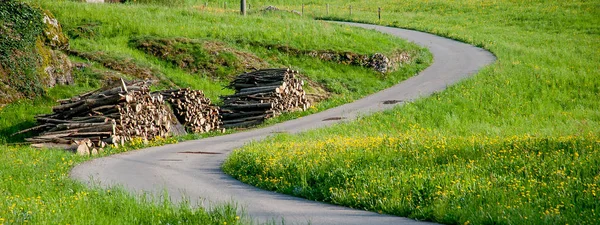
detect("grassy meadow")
(223, 0), (600, 224)
(1, 0), (598, 224)
(1, 0), (430, 223)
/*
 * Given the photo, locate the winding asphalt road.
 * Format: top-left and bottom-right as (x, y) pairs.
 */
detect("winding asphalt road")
(71, 22), (495, 224)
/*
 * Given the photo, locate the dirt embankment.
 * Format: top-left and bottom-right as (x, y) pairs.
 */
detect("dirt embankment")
(246, 42), (412, 73)
(130, 37), (270, 80)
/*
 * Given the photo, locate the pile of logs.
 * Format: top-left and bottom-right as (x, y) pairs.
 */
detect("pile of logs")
(220, 68), (310, 128)
(154, 88), (221, 133)
(18, 80), (173, 150)
(15, 69), (315, 151)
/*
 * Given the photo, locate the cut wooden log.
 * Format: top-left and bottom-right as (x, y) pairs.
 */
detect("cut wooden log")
(76, 144), (90, 156)
(220, 111), (275, 119)
(11, 124), (52, 136)
(221, 103), (275, 110)
(221, 68), (310, 128)
(19, 79), (174, 150)
(154, 88), (221, 134)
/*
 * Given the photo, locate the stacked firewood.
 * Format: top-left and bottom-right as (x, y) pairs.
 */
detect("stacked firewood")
(220, 68), (310, 128)
(154, 88), (221, 133)
(19, 80), (173, 150)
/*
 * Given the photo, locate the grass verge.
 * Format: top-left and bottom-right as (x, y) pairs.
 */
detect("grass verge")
(0, 144), (245, 224)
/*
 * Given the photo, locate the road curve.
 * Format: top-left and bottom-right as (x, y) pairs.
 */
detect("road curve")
(71, 22), (495, 225)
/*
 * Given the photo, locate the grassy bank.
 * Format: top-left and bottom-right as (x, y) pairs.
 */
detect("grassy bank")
(0, 145), (244, 224)
(1, 0), (430, 223)
(224, 0), (600, 224)
(33, 0), (430, 108)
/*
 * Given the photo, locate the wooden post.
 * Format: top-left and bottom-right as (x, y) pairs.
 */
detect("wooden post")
(378, 7), (381, 22)
(241, 0), (246, 15)
(326, 4), (329, 15)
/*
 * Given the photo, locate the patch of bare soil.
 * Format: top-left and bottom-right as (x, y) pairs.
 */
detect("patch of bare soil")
(299, 74), (331, 103)
(130, 37), (269, 80)
(67, 49), (175, 87)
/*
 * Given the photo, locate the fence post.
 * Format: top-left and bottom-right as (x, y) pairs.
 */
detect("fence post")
(350, 5), (352, 16)
(241, 0), (246, 15)
(224, 1), (227, 9)
(326, 4), (329, 15)
(378, 7), (381, 22)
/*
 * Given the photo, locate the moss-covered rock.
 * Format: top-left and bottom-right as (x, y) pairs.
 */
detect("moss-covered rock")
(37, 9), (73, 87)
(36, 38), (73, 87)
(41, 10), (69, 50)
(0, 0), (73, 106)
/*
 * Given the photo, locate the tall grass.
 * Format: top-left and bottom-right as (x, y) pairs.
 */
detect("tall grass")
(223, 0), (600, 224)
(225, 132), (600, 224)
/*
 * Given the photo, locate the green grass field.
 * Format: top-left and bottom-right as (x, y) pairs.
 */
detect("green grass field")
(223, 0), (600, 224)
(0, 0), (430, 223)
(2, 0), (599, 224)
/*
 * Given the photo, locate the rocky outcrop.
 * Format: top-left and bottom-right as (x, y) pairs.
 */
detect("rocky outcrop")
(38, 10), (73, 88)
(41, 10), (69, 50)
(0, 1), (73, 106)
(37, 39), (73, 87)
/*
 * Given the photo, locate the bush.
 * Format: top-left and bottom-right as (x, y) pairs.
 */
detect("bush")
(0, 0), (46, 99)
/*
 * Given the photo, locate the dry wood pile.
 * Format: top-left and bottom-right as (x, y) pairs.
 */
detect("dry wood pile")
(17, 80), (173, 151)
(220, 68), (310, 128)
(154, 88), (221, 133)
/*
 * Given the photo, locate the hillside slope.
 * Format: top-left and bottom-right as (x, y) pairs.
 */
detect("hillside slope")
(0, 1), (73, 106)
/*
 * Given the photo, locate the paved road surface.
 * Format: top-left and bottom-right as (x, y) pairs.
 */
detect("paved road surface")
(71, 22), (495, 225)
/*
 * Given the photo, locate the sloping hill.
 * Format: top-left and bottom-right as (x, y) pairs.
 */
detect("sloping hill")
(0, 1), (72, 106)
